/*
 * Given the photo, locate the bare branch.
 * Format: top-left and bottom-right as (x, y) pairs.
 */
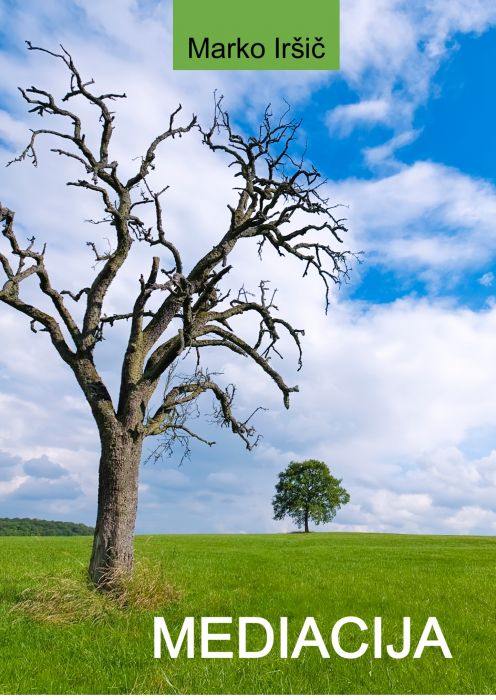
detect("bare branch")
(126, 105), (197, 190)
(100, 311), (155, 326)
(3, 45), (352, 479)
(145, 367), (262, 450)
(0, 205), (81, 350)
(61, 287), (90, 302)
(198, 324), (298, 409)
(197, 94), (356, 310)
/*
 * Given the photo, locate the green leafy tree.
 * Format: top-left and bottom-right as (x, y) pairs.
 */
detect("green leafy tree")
(272, 459), (350, 533)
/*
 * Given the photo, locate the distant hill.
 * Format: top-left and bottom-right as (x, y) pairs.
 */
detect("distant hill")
(0, 517), (94, 536)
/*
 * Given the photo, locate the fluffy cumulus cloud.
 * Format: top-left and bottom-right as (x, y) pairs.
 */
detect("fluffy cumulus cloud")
(0, 450), (85, 516)
(226, 297), (496, 535)
(0, 0), (495, 536)
(133, 295), (496, 535)
(328, 162), (496, 283)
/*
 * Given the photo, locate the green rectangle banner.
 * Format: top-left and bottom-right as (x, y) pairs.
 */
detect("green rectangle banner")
(173, 0), (340, 71)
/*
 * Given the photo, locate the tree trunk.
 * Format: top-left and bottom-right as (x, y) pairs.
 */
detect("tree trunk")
(89, 426), (143, 588)
(304, 511), (309, 533)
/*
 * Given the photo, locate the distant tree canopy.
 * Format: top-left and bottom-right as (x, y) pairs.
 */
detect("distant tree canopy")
(272, 459), (350, 533)
(0, 517), (94, 536)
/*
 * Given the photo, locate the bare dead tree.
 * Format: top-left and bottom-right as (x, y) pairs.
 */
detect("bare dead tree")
(0, 43), (352, 588)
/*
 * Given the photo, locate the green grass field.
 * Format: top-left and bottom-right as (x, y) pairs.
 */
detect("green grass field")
(0, 532), (495, 694)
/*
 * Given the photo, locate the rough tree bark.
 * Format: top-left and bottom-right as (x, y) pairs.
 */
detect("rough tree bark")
(0, 43), (353, 588)
(89, 423), (143, 584)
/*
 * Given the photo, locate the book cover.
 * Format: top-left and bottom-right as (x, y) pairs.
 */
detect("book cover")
(0, 0), (494, 695)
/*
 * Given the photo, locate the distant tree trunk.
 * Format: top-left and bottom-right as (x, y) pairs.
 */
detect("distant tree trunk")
(88, 426), (143, 587)
(304, 510), (309, 533)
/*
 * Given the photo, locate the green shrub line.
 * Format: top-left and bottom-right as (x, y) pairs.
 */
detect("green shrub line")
(0, 517), (93, 536)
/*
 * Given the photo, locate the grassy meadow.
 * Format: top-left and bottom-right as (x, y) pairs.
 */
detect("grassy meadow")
(0, 532), (495, 694)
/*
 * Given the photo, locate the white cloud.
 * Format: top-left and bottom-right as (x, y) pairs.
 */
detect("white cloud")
(130, 275), (496, 535)
(236, 295), (496, 534)
(0, 476), (27, 497)
(446, 506), (496, 532)
(329, 161), (496, 276)
(327, 99), (391, 135)
(479, 272), (494, 288)
(0, 449), (88, 515)
(0, 111), (28, 148)
(363, 129), (421, 170)
(335, 0), (496, 161)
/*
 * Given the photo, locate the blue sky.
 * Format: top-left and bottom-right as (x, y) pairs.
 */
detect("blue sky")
(403, 27), (496, 184)
(1, 0), (496, 535)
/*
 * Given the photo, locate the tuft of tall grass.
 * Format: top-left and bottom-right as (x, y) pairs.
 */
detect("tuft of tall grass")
(10, 559), (181, 624)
